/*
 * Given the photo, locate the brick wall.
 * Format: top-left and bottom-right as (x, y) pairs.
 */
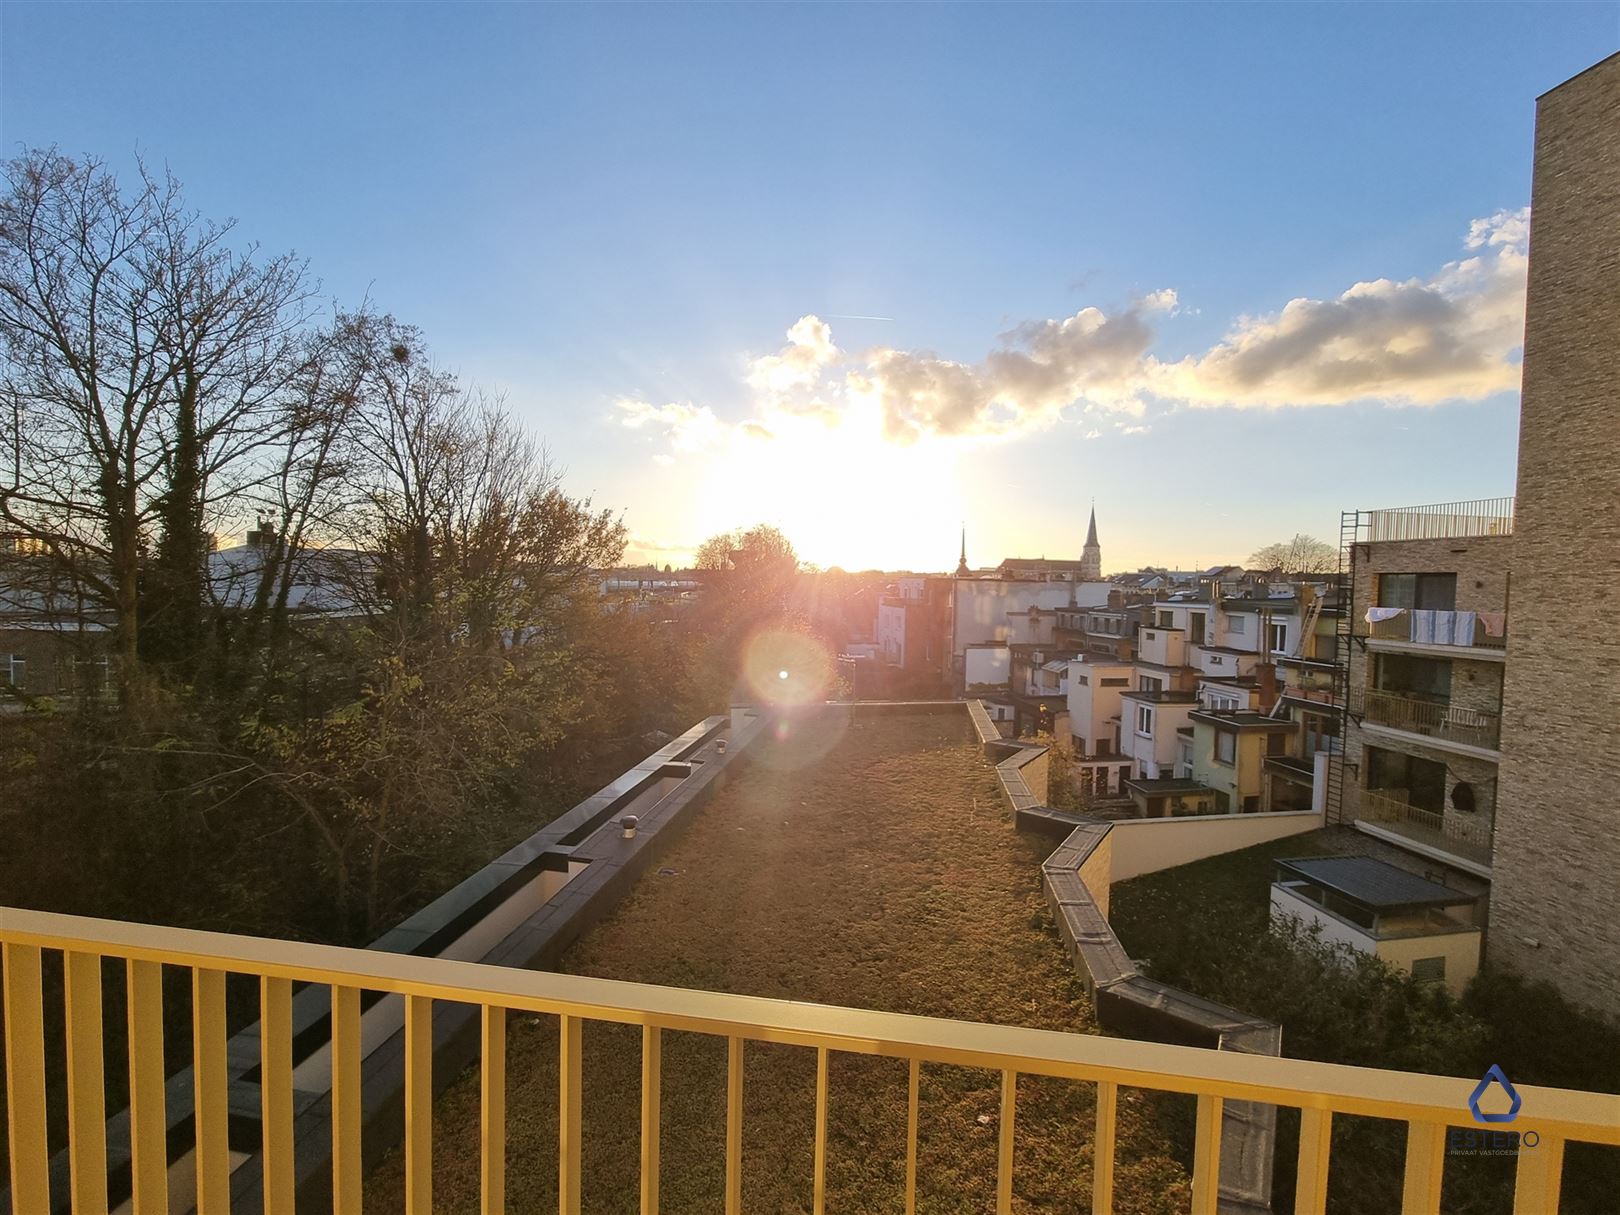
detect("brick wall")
(1340, 535), (1510, 832)
(1492, 54), (1620, 1017)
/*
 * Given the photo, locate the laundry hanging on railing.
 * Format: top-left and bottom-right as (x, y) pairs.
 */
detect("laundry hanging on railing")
(1478, 610), (1507, 637)
(1445, 610), (1478, 645)
(1364, 607), (1407, 624)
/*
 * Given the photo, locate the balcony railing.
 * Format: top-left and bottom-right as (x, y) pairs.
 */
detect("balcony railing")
(1360, 788), (1496, 855)
(1361, 610), (1507, 650)
(5, 907), (1613, 1215)
(1357, 689), (1502, 751)
(1366, 497), (1514, 542)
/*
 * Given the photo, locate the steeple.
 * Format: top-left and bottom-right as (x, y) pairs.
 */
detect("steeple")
(955, 528), (970, 577)
(1080, 503), (1102, 581)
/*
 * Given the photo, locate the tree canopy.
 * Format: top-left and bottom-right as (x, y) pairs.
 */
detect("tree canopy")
(1247, 533), (1337, 574)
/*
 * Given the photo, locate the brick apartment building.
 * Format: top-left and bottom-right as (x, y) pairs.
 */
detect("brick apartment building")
(1491, 52), (1620, 1015)
(1332, 53), (1619, 1016)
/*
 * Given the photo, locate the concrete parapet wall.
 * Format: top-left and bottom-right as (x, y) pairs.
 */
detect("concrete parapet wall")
(1108, 809), (1323, 882)
(976, 708), (1279, 1215)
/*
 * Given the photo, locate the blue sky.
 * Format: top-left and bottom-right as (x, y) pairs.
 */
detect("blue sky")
(3, 4), (1615, 571)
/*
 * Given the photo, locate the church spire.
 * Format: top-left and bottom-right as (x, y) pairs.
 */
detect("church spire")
(1080, 503), (1102, 581)
(955, 527), (970, 577)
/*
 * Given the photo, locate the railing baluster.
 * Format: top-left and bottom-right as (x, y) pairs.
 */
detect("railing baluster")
(260, 976), (295, 1215)
(812, 1046), (828, 1215)
(330, 985), (364, 1213)
(1091, 1080), (1116, 1215)
(725, 1036), (744, 1215)
(3, 943), (50, 1213)
(640, 1025), (661, 1215)
(1295, 1107), (1332, 1215)
(483, 1005), (506, 1215)
(404, 995), (433, 1215)
(996, 1070), (1016, 1215)
(1190, 1093), (1223, 1215)
(904, 1058), (920, 1215)
(65, 950), (109, 1214)
(127, 959), (169, 1215)
(1400, 1121), (1446, 1214)
(1512, 1131), (1564, 1213)
(559, 1014), (583, 1215)
(193, 967), (230, 1215)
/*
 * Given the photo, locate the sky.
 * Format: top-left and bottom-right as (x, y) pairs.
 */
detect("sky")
(2, 4), (1616, 574)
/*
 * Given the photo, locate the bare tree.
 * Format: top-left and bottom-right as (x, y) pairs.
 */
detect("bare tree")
(1248, 533), (1337, 575)
(0, 148), (311, 702)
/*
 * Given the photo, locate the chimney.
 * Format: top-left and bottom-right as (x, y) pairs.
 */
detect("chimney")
(1255, 662), (1279, 712)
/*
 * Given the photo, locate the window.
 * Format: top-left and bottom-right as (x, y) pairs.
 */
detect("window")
(1075, 673), (1089, 686)
(1207, 692), (1240, 710)
(1267, 732), (1288, 756)
(1215, 731), (1237, 764)
(1157, 610), (1173, 628)
(1378, 573), (1457, 611)
(1268, 622), (1287, 653)
(1139, 675), (1164, 693)
(1101, 676), (1130, 687)
(1227, 614), (1247, 635)
(1410, 957), (1447, 985)
(2, 654), (24, 689)
(1374, 654), (1452, 700)
(1242, 795), (1261, 813)
(1189, 614), (1207, 644)
(1365, 746), (1447, 812)
(1136, 705), (1154, 736)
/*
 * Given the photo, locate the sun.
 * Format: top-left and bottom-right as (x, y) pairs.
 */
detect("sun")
(692, 398), (964, 571)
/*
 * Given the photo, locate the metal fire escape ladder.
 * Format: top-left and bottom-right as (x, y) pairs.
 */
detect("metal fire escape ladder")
(1323, 510), (1363, 826)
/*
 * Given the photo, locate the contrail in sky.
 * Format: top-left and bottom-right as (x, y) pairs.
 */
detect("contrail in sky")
(824, 314), (894, 322)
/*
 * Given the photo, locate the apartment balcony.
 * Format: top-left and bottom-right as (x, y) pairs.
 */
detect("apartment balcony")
(5, 906), (1612, 1215)
(1358, 788), (1495, 870)
(1359, 609), (1507, 655)
(1354, 689), (1502, 754)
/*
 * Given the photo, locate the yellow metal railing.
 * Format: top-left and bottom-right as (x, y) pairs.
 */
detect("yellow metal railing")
(4, 907), (1617, 1215)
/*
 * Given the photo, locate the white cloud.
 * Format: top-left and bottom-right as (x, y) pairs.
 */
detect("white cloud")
(747, 314), (841, 396)
(1155, 207), (1528, 408)
(608, 209), (1529, 456)
(613, 397), (726, 452)
(853, 298), (1164, 443)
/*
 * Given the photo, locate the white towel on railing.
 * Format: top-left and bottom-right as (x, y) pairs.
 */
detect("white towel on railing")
(1365, 607), (1407, 624)
(1448, 610), (1477, 646)
(1411, 610), (1437, 643)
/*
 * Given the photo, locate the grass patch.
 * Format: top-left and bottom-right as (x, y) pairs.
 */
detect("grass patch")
(367, 711), (1190, 1213)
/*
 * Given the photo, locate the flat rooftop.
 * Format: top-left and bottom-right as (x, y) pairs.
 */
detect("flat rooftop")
(1275, 855), (1477, 911)
(369, 709), (1188, 1212)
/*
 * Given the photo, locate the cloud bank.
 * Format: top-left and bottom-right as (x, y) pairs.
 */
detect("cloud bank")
(614, 209), (1528, 451)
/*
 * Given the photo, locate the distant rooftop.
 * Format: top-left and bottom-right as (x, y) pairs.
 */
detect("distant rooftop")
(1189, 709), (1294, 732)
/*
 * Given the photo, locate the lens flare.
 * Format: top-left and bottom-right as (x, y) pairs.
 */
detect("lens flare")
(741, 629), (836, 708)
